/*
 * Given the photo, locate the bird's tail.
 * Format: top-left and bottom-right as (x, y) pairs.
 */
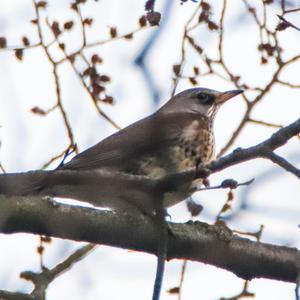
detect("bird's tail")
(0, 170), (49, 196)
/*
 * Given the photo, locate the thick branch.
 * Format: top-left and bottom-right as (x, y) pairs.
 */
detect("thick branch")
(0, 195), (299, 283)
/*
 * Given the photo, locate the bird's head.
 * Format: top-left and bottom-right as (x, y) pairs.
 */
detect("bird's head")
(159, 87), (243, 119)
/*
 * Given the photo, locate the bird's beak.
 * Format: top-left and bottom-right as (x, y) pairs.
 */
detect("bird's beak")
(215, 89), (243, 105)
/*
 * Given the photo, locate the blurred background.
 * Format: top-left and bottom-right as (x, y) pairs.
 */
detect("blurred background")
(0, 0), (299, 299)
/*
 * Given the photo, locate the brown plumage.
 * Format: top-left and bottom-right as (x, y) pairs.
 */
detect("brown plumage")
(0, 87), (243, 212)
(61, 112), (212, 176)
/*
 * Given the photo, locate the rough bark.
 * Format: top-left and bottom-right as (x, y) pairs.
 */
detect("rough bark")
(1, 194), (299, 283)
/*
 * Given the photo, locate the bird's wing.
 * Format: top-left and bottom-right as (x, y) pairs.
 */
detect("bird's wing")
(61, 112), (206, 171)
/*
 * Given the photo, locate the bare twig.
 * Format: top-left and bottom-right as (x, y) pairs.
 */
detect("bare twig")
(284, 8), (300, 14)
(220, 280), (255, 300)
(41, 147), (73, 169)
(264, 152), (300, 178)
(205, 118), (300, 179)
(32, 0), (76, 150)
(277, 15), (300, 32)
(0, 163), (6, 173)
(43, 17), (120, 130)
(233, 225), (264, 242)
(86, 27), (150, 49)
(0, 243), (96, 300)
(197, 178), (254, 191)
(247, 118), (283, 129)
(171, 2), (201, 95)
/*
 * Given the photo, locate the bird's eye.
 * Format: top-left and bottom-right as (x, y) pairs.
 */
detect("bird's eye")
(196, 93), (214, 105)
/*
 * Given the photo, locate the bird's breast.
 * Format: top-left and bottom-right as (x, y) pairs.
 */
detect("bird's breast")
(170, 120), (215, 172)
(126, 119), (214, 184)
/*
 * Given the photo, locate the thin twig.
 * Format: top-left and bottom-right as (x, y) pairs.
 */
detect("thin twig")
(277, 15), (300, 32)
(247, 118), (283, 129)
(264, 152), (300, 178)
(178, 260), (187, 300)
(205, 117), (300, 179)
(33, 0), (76, 151)
(197, 178), (254, 191)
(19, 244), (96, 299)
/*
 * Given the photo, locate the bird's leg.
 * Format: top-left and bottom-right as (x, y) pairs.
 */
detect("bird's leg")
(152, 207), (168, 300)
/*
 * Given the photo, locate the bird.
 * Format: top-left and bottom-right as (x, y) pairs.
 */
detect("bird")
(0, 87), (242, 300)
(0, 87), (242, 213)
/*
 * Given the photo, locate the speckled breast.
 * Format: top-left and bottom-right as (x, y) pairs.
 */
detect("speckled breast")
(161, 119), (215, 208)
(170, 119), (215, 172)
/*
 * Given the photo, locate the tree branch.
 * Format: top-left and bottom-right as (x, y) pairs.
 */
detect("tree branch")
(204, 117), (300, 178)
(0, 243), (95, 300)
(265, 152), (300, 177)
(0, 195), (299, 284)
